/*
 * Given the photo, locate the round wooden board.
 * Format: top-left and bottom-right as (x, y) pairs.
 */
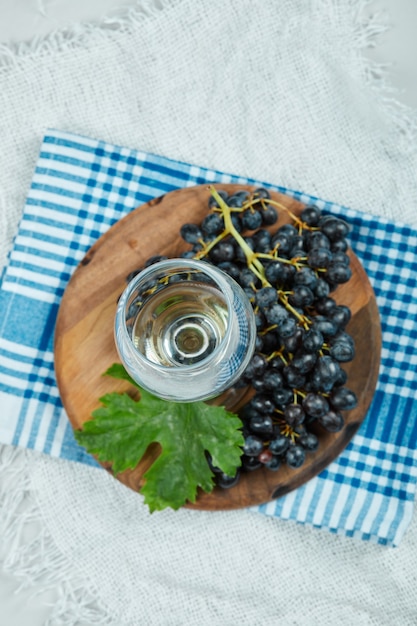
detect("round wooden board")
(54, 184), (381, 510)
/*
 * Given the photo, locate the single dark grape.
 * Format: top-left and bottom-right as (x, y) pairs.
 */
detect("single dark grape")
(288, 285), (315, 308)
(317, 214), (333, 225)
(283, 365), (306, 389)
(291, 351), (317, 374)
(307, 247), (333, 269)
(227, 194), (245, 208)
(331, 251), (350, 266)
(302, 392), (330, 418)
(263, 369), (284, 390)
(319, 410), (344, 432)
(241, 208), (263, 230)
(278, 223), (298, 238)
(301, 205), (321, 226)
(250, 394), (276, 415)
(269, 435), (290, 455)
(329, 387), (358, 411)
(253, 187), (271, 199)
(293, 266), (318, 289)
(333, 330), (355, 346)
(320, 216), (350, 241)
(251, 377), (267, 393)
(314, 278), (330, 298)
(325, 263), (352, 284)
(284, 403), (305, 426)
(180, 223), (203, 244)
(244, 353), (268, 378)
(249, 414), (274, 436)
(277, 317), (298, 339)
(310, 355), (341, 392)
(240, 405), (262, 422)
(283, 327), (304, 353)
(302, 328), (324, 353)
(298, 432), (319, 451)
(252, 229), (272, 253)
(255, 287), (278, 309)
(314, 297), (337, 316)
(241, 455), (263, 471)
(271, 232), (292, 256)
(209, 240), (235, 263)
(329, 305), (351, 329)
(286, 445), (306, 468)
(201, 212), (224, 235)
(311, 316), (338, 338)
(264, 303), (289, 326)
(329, 340), (355, 362)
(331, 239), (348, 253)
(243, 435), (264, 457)
(261, 205), (278, 225)
(264, 260), (284, 284)
(279, 263), (297, 286)
(306, 231), (331, 251)
(272, 386), (294, 408)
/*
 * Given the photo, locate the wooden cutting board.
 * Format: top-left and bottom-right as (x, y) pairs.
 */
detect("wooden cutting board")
(54, 184), (381, 510)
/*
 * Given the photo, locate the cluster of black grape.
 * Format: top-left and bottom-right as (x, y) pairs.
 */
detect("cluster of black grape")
(177, 186), (358, 488)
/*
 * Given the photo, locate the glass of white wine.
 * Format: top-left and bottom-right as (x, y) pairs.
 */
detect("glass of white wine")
(115, 258), (256, 402)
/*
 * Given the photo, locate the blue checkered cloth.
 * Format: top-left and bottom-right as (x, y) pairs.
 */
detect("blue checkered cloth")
(1, 130), (416, 547)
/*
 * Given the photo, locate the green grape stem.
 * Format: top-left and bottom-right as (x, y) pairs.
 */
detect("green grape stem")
(208, 187), (269, 285)
(267, 349), (288, 365)
(199, 187), (316, 331)
(243, 196), (308, 231)
(194, 230), (228, 259)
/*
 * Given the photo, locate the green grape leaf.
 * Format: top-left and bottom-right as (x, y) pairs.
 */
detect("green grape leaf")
(74, 364), (244, 512)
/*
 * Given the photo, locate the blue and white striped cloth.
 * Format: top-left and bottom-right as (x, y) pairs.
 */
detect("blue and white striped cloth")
(1, 129), (416, 546)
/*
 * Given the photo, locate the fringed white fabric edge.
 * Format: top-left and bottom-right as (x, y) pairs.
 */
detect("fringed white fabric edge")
(0, 0), (415, 140)
(0, 445), (114, 625)
(0, 1), (416, 622)
(0, 0), (183, 71)
(348, 0), (417, 145)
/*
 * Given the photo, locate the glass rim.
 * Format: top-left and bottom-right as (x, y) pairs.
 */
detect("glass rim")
(115, 257), (241, 375)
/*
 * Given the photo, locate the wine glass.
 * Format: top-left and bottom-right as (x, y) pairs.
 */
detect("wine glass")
(115, 258), (256, 402)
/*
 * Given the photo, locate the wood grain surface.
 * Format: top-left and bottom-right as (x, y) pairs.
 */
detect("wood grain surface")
(54, 185), (382, 510)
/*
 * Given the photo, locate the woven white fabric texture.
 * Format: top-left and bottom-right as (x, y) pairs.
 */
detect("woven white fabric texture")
(1, 0), (417, 274)
(1, 0), (417, 624)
